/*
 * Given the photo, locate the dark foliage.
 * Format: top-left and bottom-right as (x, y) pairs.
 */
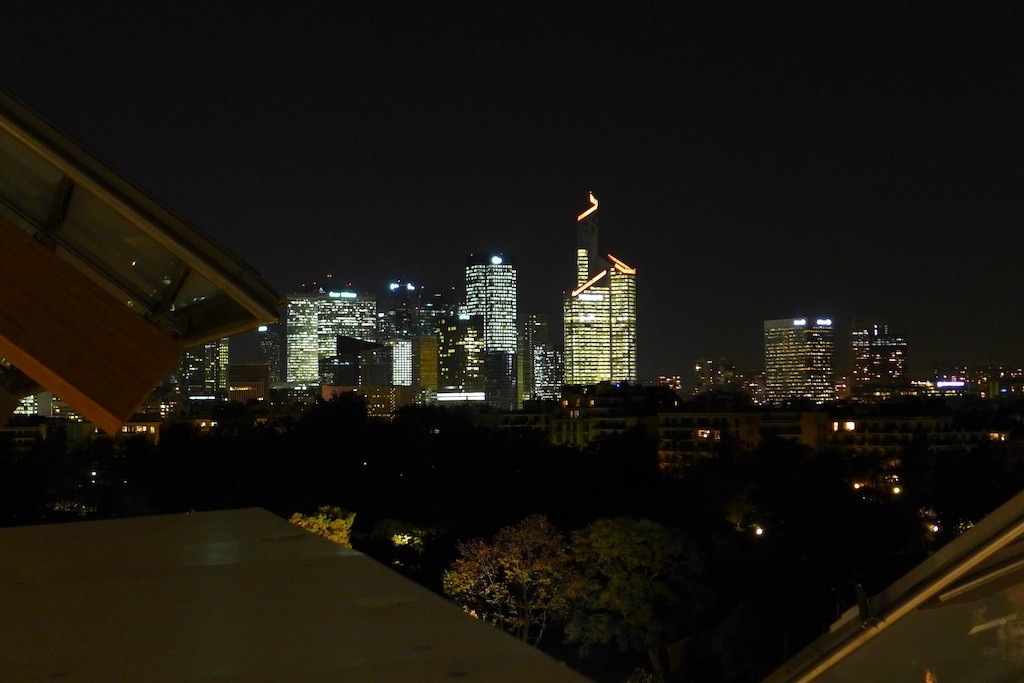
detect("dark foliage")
(5, 397), (1024, 680)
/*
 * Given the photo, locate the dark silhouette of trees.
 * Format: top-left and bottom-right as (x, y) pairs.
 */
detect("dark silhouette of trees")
(567, 516), (704, 675)
(7, 397), (1024, 680)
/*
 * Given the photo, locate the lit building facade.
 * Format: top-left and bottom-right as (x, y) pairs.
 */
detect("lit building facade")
(437, 314), (485, 400)
(286, 289), (377, 384)
(694, 358), (739, 394)
(177, 337), (229, 400)
(411, 335), (439, 403)
(228, 363), (270, 403)
(519, 313), (564, 401)
(850, 319), (907, 388)
(764, 317), (835, 404)
(257, 323), (284, 384)
(564, 192), (637, 384)
(285, 295), (319, 383)
(465, 255), (517, 354)
(520, 314), (548, 401)
(465, 254), (517, 409)
(388, 338), (413, 387)
(318, 291), (377, 352)
(534, 347), (564, 400)
(378, 280), (421, 339)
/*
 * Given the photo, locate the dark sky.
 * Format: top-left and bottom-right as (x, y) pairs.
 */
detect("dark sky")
(2, 2), (1022, 380)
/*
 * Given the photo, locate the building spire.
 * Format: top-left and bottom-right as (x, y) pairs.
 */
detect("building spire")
(577, 191), (598, 222)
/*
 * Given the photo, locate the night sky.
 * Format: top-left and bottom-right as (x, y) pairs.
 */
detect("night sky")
(2, 3), (1022, 380)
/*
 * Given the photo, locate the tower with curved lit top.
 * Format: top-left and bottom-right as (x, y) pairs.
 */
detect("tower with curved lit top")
(564, 193), (637, 384)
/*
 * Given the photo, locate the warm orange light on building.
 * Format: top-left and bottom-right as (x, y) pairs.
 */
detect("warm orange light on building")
(571, 269), (608, 297)
(606, 253), (636, 274)
(576, 191), (598, 222)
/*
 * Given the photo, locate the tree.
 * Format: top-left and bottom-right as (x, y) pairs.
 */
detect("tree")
(290, 506), (356, 548)
(567, 517), (703, 674)
(443, 514), (584, 646)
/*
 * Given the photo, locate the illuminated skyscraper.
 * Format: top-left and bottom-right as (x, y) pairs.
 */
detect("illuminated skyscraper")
(519, 314), (548, 401)
(388, 338), (413, 386)
(318, 291), (377, 351)
(535, 347), (564, 400)
(411, 334), (439, 403)
(849, 319), (907, 397)
(465, 254), (518, 409)
(764, 317), (835, 404)
(465, 254), (517, 354)
(257, 323), (284, 384)
(378, 280), (421, 339)
(178, 337), (229, 399)
(285, 296), (319, 383)
(564, 192), (637, 384)
(437, 313), (485, 401)
(286, 288), (377, 384)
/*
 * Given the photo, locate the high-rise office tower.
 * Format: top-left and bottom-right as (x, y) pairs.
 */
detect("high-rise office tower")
(286, 288), (377, 384)
(465, 254), (517, 354)
(850, 319), (907, 388)
(764, 317), (835, 404)
(519, 314), (564, 401)
(177, 337), (229, 399)
(519, 314), (548, 401)
(534, 347), (564, 400)
(417, 290), (450, 337)
(564, 192), (637, 384)
(286, 296), (320, 383)
(257, 322), (284, 384)
(465, 254), (518, 409)
(318, 291), (377, 350)
(378, 280), (421, 339)
(411, 335), (439, 403)
(388, 338), (413, 386)
(437, 313), (485, 400)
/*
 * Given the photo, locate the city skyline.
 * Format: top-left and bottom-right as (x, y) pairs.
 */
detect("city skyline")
(1, 5), (1021, 378)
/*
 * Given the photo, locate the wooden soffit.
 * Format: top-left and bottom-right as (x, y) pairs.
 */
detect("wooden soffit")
(0, 215), (182, 433)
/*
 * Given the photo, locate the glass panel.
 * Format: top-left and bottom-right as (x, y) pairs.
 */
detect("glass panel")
(0, 127), (64, 225)
(60, 189), (183, 305)
(53, 244), (148, 313)
(172, 270), (221, 311)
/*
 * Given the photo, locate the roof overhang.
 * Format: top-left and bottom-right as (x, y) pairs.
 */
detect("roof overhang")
(0, 87), (282, 432)
(766, 486), (1024, 682)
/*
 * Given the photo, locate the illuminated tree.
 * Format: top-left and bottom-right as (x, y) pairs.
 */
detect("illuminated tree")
(443, 514), (584, 645)
(566, 517), (702, 674)
(289, 506), (356, 548)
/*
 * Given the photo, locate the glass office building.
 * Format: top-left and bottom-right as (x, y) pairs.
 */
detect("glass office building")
(564, 192), (636, 384)
(286, 290), (377, 385)
(763, 317), (835, 404)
